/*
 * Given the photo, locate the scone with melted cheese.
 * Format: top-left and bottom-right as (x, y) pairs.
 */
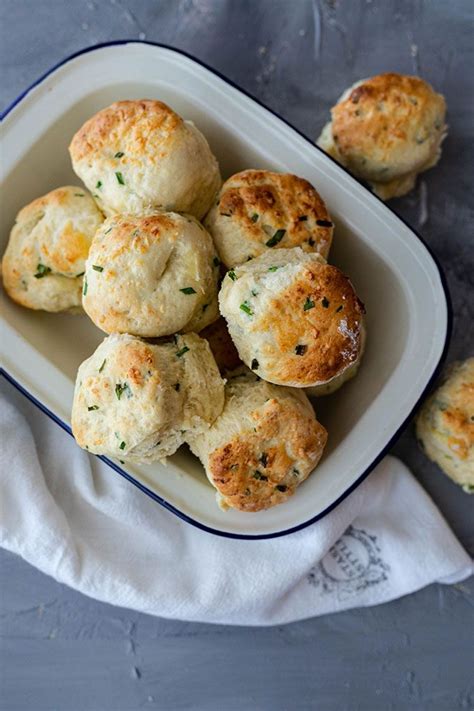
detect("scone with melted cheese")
(69, 99), (221, 219)
(2, 186), (103, 312)
(416, 358), (474, 492)
(218, 248), (366, 389)
(317, 73), (447, 200)
(72, 333), (225, 463)
(83, 212), (220, 337)
(186, 368), (327, 511)
(205, 170), (333, 267)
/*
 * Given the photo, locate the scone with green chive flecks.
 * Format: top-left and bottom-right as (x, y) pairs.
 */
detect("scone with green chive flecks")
(82, 212), (220, 337)
(2, 186), (103, 312)
(185, 367), (328, 512)
(204, 169), (333, 268)
(71, 332), (225, 463)
(317, 73), (447, 200)
(416, 358), (474, 493)
(218, 247), (366, 389)
(69, 99), (221, 219)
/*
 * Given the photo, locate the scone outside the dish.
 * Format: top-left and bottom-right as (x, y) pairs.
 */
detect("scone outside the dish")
(317, 73), (447, 200)
(218, 248), (365, 388)
(186, 368), (328, 512)
(82, 212), (220, 337)
(69, 99), (221, 219)
(2, 186), (103, 312)
(71, 333), (225, 463)
(416, 358), (474, 492)
(205, 169), (333, 267)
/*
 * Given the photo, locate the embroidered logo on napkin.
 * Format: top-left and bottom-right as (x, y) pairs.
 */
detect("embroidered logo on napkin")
(307, 526), (390, 601)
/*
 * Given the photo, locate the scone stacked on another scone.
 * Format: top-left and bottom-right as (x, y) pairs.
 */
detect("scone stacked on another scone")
(317, 73), (447, 200)
(82, 212), (220, 336)
(416, 358), (474, 493)
(218, 248), (365, 391)
(2, 186), (104, 312)
(185, 368), (328, 512)
(72, 332), (225, 463)
(205, 169), (333, 267)
(69, 99), (221, 219)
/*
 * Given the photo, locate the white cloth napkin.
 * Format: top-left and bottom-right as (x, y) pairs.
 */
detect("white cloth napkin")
(1, 378), (472, 626)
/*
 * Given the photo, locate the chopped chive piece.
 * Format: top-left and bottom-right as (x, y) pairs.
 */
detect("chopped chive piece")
(104, 227), (113, 234)
(260, 452), (268, 467)
(114, 151), (124, 158)
(174, 383), (180, 391)
(119, 441), (126, 450)
(34, 263), (51, 279)
(99, 359), (106, 373)
(246, 255), (253, 261)
(115, 171), (125, 185)
(180, 287), (196, 295)
(221, 212), (231, 217)
(303, 297), (315, 311)
(96, 180), (102, 189)
(83, 276), (88, 295)
(87, 405), (99, 411)
(336, 305), (343, 313)
(268, 265), (281, 272)
(228, 270), (237, 281)
(239, 301), (253, 316)
(76, 271), (85, 277)
(213, 256), (221, 267)
(251, 213), (259, 223)
(295, 344), (307, 355)
(251, 358), (259, 370)
(131, 229), (140, 237)
(251, 289), (258, 297)
(322, 297), (330, 308)
(275, 484), (288, 492)
(253, 470), (268, 481)
(316, 219), (333, 227)
(115, 382), (129, 400)
(92, 265), (103, 272)
(74, 193), (85, 197)
(265, 229), (286, 247)
(298, 215), (308, 221)
(308, 237), (316, 247)
(176, 346), (190, 358)
(292, 468), (300, 476)
(202, 303), (209, 312)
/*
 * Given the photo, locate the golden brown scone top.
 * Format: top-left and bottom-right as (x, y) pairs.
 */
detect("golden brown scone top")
(69, 100), (182, 164)
(208, 395), (327, 512)
(217, 170), (333, 257)
(261, 261), (365, 385)
(331, 73), (446, 181)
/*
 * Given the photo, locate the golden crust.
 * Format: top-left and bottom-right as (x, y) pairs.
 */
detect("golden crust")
(208, 396), (327, 512)
(205, 170), (333, 267)
(199, 317), (242, 373)
(2, 186), (103, 312)
(69, 100), (182, 163)
(260, 262), (365, 385)
(330, 73), (446, 182)
(416, 358), (474, 489)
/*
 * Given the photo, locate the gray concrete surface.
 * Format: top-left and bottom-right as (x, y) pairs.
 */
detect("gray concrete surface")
(1, 1), (473, 710)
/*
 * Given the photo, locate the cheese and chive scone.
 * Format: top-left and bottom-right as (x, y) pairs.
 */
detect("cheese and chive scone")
(204, 170), (333, 267)
(219, 248), (365, 389)
(82, 212), (220, 337)
(2, 186), (103, 312)
(71, 333), (225, 463)
(416, 358), (474, 493)
(69, 100), (221, 219)
(317, 73), (447, 200)
(186, 368), (328, 512)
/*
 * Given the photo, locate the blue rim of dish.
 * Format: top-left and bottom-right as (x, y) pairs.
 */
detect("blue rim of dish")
(0, 40), (453, 539)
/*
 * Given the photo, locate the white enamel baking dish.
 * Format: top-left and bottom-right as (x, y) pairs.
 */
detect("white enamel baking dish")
(0, 41), (450, 538)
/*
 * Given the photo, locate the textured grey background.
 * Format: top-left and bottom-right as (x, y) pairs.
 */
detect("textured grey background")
(1, 1), (473, 710)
